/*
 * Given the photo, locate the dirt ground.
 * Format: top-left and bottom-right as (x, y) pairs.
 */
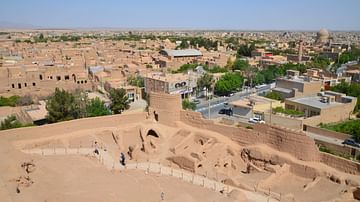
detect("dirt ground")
(0, 118), (359, 202)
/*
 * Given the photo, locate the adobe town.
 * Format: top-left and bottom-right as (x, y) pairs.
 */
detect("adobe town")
(1, 1), (360, 201)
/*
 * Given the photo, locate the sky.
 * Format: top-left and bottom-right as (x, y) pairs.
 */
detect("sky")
(0, 0), (360, 31)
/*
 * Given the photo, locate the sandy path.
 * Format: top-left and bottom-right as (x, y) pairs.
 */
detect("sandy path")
(22, 147), (279, 202)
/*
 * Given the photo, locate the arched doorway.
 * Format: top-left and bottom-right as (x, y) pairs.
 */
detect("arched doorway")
(147, 129), (159, 138)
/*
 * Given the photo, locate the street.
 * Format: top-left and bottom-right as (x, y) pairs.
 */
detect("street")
(306, 131), (344, 146)
(195, 85), (271, 119)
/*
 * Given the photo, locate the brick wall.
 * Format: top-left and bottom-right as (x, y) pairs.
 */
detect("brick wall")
(320, 152), (360, 175)
(180, 110), (319, 161)
(148, 92), (182, 126)
(0, 113), (147, 141)
(305, 125), (350, 140)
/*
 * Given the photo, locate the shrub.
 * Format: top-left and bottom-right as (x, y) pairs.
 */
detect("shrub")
(182, 99), (196, 111)
(265, 91), (282, 101)
(0, 96), (20, 107)
(272, 106), (304, 116)
(16, 95), (33, 106)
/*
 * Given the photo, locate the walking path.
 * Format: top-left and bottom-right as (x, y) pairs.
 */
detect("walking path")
(22, 147), (282, 202)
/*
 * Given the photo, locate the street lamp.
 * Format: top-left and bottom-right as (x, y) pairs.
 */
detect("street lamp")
(205, 87), (211, 119)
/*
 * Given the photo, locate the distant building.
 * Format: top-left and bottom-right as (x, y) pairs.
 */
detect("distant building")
(144, 72), (198, 99)
(156, 49), (202, 69)
(285, 91), (357, 124)
(159, 49), (202, 58)
(305, 68), (351, 90)
(343, 65), (360, 83)
(316, 28), (330, 44)
(272, 70), (322, 99)
(230, 95), (282, 119)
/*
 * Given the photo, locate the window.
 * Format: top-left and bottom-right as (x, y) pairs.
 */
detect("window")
(310, 111), (320, 117)
(56, 76), (61, 81)
(11, 84), (15, 88)
(24, 83), (27, 87)
(39, 75), (43, 80)
(32, 82), (36, 86)
(64, 75), (69, 80)
(50, 76), (53, 80)
(18, 83), (21, 89)
(77, 81), (80, 84)
(84, 80), (87, 83)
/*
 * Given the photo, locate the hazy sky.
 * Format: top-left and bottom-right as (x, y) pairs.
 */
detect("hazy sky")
(1, 0), (360, 30)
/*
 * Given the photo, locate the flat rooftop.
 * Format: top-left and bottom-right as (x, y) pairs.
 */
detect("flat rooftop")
(231, 95), (274, 108)
(273, 87), (292, 94)
(287, 96), (342, 109)
(278, 76), (321, 84)
(146, 72), (195, 83)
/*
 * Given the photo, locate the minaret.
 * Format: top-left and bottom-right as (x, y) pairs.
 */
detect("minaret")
(298, 38), (303, 63)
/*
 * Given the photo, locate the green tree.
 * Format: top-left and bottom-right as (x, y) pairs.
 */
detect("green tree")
(232, 59), (250, 71)
(253, 73), (265, 85)
(214, 73), (244, 96)
(197, 73), (214, 92)
(204, 65), (228, 73)
(177, 40), (189, 49)
(321, 120), (360, 142)
(109, 88), (130, 114)
(331, 82), (360, 112)
(336, 46), (360, 65)
(265, 91), (282, 101)
(182, 99), (196, 111)
(237, 43), (255, 57)
(46, 88), (78, 123)
(0, 95), (20, 107)
(172, 63), (198, 73)
(309, 55), (331, 69)
(0, 115), (22, 130)
(86, 97), (110, 117)
(127, 75), (144, 87)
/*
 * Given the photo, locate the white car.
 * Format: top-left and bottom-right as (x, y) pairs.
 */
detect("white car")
(249, 117), (265, 124)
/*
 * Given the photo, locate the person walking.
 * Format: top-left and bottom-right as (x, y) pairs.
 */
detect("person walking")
(120, 152), (126, 166)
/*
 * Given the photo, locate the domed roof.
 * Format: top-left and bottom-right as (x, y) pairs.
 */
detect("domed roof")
(318, 28), (329, 37)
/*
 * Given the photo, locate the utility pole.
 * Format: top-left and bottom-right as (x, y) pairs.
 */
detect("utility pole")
(207, 87), (211, 119)
(269, 100), (273, 125)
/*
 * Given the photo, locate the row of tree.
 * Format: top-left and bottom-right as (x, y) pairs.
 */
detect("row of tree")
(46, 88), (130, 123)
(331, 82), (360, 113)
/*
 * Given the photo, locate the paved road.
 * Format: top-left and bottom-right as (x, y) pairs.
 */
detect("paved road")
(196, 86), (271, 119)
(306, 132), (344, 146)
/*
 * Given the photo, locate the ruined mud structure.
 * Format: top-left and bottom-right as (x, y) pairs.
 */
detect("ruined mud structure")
(0, 92), (359, 202)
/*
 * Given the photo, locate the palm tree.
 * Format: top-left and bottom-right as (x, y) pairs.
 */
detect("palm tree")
(109, 88), (130, 114)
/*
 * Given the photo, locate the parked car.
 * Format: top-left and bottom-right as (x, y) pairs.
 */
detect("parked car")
(218, 108), (233, 116)
(192, 99), (201, 104)
(255, 84), (268, 90)
(248, 117), (265, 124)
(342, 138), (360, 148)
